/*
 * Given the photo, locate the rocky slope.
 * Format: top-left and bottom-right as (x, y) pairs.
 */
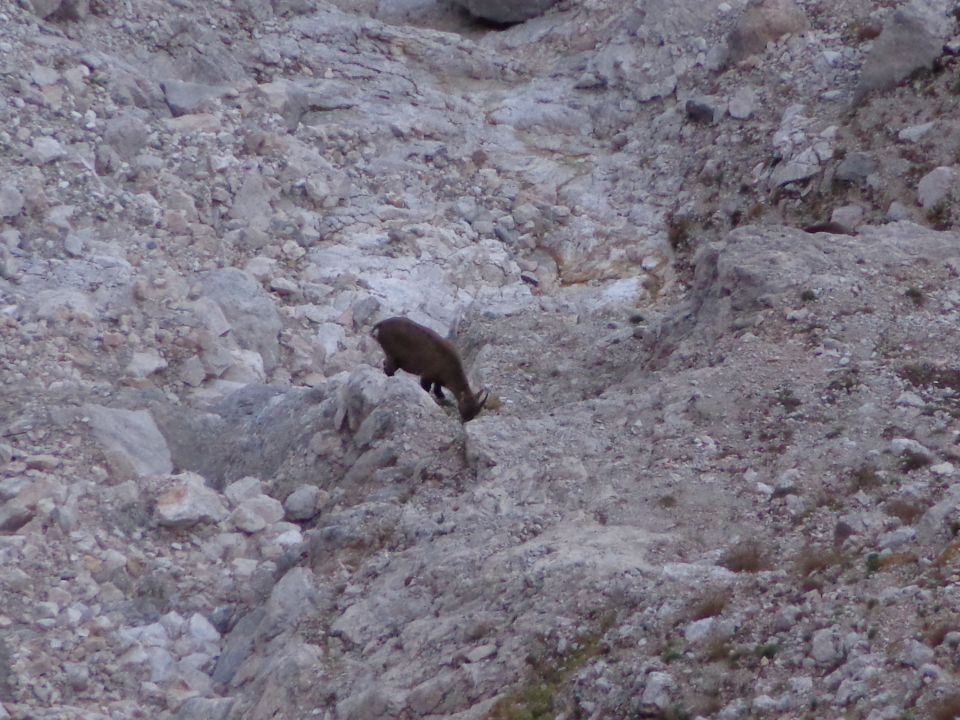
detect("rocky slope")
(2, 0), (960, 718)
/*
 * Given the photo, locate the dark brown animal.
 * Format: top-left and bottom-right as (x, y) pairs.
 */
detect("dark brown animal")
(372, 316), (488, 423)
(803, 221), (857, 236)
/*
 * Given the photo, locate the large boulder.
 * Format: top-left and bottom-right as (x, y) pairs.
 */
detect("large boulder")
(855, 9), (944, 101)
(200, 268), (283, 373)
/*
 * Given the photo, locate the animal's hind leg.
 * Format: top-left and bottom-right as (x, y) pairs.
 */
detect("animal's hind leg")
(421, 378), (450, 405)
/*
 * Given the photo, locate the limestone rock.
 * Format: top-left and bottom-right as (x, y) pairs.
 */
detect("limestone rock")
(103, 113), (150, 160)
(200, 268), (282, 372)
(283, 485), (324, 521)
(0, 186), (24, 219)
(84, 404), (174, 478)
(855, 10), (944, 101)
(161, 80), (230, 117)
(917, 166), (956, 209)
(155, 472), (229, 528)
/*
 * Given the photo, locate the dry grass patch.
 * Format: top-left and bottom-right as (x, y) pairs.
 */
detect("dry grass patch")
(848, 463), (882, 493)
(720, 541), (771, 573)
(796, 546), (842, 576)
(883, 498), (925, 525)
(688, 588), (730, 621)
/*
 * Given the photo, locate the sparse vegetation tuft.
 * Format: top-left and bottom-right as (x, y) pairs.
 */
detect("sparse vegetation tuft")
(490, 618), (614, 720)
(884, 498), (925, 525)
(899, 363), (960, 392)
(900, 450), (932, 472)
(904, 286), (926, 307)
(848, 463), (882, 492)
(688, 588), (730, 621)
(721, 541), (770, 573)
(796, 546), (842, 577)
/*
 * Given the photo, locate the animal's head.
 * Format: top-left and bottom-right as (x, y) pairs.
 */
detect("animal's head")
(458, 388), (489, 423)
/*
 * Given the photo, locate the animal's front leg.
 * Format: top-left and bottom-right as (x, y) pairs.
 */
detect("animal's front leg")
(384, 357), (398, 376)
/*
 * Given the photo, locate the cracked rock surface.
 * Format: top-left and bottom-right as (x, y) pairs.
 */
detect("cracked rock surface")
(3, 0), (960, 718)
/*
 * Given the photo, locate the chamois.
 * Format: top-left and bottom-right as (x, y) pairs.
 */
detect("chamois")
(371, 316), (489, 423)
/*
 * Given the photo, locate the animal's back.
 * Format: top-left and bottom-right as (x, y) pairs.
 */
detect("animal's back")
(373, 317), (457, 374)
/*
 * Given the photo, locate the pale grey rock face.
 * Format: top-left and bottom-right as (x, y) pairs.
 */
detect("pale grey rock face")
(283, 485), (324, 520)
(855, 10), (944, 101)
(0, 186), (24, 219)
(161, 79), (230, 117)
(916, 166), (956, 209)
(200, 268), (283, 373)
(28, 0), (90, 20)
(5, 0), (960, 716)
(103, 113), (151, 160)
(83, 405), (174, 478)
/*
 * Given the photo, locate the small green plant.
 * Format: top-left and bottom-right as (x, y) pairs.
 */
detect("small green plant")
(490, 620), (612, 720)
(865, 552), (881, 574)
(662, 643), (684, 663)
(800, 289), (817, 302)
(905, 286), (926, 307)
(754, 643), (779, 660)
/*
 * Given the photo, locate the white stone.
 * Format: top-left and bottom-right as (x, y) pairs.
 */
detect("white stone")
(811, 627), (839, 664)
(283, 485), (324, 521)
(224, 477), (263, 506)
(641, 671), (674, 709)
(830, 205), (863, 229)
(684, 617), (715, 643)
(126, 350), (168, 379)
(230, 495), (284, 534)
(917, 166), (956, 209)
(878, 526), (916, 550)
(728, 86), (756, 119)
(83, 404), (173, 478)
(187, 613), (220, 644)
(155, 472), (228, 529)
(31, 136), (66, 164)
(898, 122), (935, 143)
(0, 186), (24, 218)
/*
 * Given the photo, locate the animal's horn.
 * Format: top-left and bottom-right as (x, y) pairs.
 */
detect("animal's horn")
(477, 389), (489, 408)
